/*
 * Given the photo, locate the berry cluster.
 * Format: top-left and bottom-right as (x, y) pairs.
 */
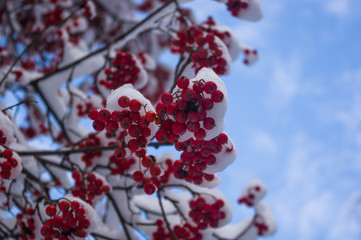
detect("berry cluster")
(76, 101), (95, 117)
(41, 200), (91, 239)
(100, 52), (142, 90)
(77, 133), (102, 167)
(109, 154), (136, 175)
(200, 17), (232, 49)
(0, 46), (12, 66)
(172, 133), (229, 185)
(132, 157), (173, 195)
(42, 7), (63, 27)
(152, 219), (202, 240)
(171, 26), (228, 75)
(139, 65), (173, 104)
(243, 48), (258, 65)
(0, 149), (19, 179)
(188, 197), (226, 229)
(0, 130), (7, 145)
(20, 59), (36, 71)
(226, 0), (249, 17)
(137, 0), (169, 12)
(237, 184), (262, 207)
(89, 95), (157, 158)
(155, 75), (224, 143)
(71, 171), (111, 205)
(83, 0), (96, 19)
(16, 208), (37, 240)
(254, 220), (269, 236)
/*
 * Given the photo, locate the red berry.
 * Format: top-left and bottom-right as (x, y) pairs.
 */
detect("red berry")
(98, 109), (110, 122)
(203, 117), (215, 130)
(88, 109), (99, 120)
(211, 90), (224, 103)
(128, 139), (139, 152)
(150, 165), (161, 177)
(144, 182), (157, 195)
(2, 149), (13, 159)
(45, 205), (57, 217)
(161, 93), (173, 105)
(194, 128), (206, 139)
(105, 120), (119, 133)
(171, 122), (186, 135)
(204, 81), (217, 94)
(193, 81), (204, 93)
(129, 99), (142, 112)
(70, 201), (80, 210)
(141, 156), (153, 168)
(114, 147), (126, 158)
(59, 201), (70, 212)
(217, 133), (228, 144)
(182, 89), (196, 101)
(177, 76), (189, 89)
(71, 170), (81, 180)
(132, 171), (144, 182)
(92, 120), (105, 131)
(144, 111), (156, 122)
(118, 96), (130, 108)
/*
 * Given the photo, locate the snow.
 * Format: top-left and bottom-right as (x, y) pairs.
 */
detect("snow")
(214, 216), (258, 240)
(0, 111), (15, 146)
(203, 134), (237, 174)
(236, 0), (263, 22)
(255, 201), (277, 236)
(63, 195), (100, 233)
(0, 147), (22, 180)
(174, 68), (229, 141)
(106, 84), (157, 157)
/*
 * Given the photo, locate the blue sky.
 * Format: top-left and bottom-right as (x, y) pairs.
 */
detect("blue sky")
(184, 0), (361, 239)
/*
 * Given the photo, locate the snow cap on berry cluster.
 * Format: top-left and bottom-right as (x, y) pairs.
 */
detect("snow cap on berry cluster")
(238, 179), (266, 207)
(63, 195), (100, 233)
(226, 0), (263, 22)
(202, 23), (241, 61)
(106, 84), (157, 156)
(98, 51), (148, 93)
(175, 68), (229, 141)
(0, 112), (15, 146)
(187, 184), (233, 228)
(203, 133), (237, 174)
(239, 42), (259, 65)
(107, 84), (156, 131)
(0, 147), (23, 180)
(254, 201), (277, 236)
(84, 0), (97, 19)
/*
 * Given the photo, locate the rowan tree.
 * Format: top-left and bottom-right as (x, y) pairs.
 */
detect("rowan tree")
(0, 0), (276, 239)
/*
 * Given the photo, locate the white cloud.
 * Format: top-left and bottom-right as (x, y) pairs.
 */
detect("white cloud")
(299, 192), (335, 239)
(267, 56), (301, 110)
(268, 134), (361, 240)
(324, 0), (350, 18)
(323, 0), (361, 18)
(250, 130), (278, 155)
(328, 193), (361, 239)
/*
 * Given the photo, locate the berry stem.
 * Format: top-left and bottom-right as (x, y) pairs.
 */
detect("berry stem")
(157, 190), (178, 240)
